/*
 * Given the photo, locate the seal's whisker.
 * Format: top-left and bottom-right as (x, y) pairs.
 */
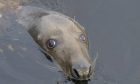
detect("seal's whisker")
(92, 52), (98, 68)
(89, 52), (98, 78)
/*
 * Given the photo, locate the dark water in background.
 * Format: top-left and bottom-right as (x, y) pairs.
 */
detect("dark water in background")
(63, 0), (140, 84)
(0, 0), (140, 84)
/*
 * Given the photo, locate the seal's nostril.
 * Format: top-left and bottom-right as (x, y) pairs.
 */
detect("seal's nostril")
(71, 63), (92, 80)
(72, 68), (80, 78)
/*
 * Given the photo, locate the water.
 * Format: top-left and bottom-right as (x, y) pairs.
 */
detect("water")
(0, 0), (140, 84)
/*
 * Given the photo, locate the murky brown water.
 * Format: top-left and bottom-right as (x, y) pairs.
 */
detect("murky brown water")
(0, 0), (140, 84)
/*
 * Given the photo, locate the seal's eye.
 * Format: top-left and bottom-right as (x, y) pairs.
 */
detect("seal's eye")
(80, 34), (87, 42)
(46, 39), (57, 49)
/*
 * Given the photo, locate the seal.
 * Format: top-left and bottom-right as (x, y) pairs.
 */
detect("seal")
(16, 6), (95, 80)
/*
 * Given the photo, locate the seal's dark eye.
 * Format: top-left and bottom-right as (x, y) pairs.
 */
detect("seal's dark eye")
(80, 34), (87, 42)
(46, 39), (57, 49)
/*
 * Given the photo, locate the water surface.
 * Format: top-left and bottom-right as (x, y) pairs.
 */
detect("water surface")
(0, 0), (140, 84)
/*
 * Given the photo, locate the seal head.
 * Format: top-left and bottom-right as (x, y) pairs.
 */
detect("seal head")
(17, 6), (95, 80)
